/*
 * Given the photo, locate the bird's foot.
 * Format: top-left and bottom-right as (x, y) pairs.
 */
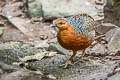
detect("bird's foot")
(60, 60), (73, 68)
(64, 60), (73, 68)
(74, 57), (89, 64)
(74, 58), (84, 64)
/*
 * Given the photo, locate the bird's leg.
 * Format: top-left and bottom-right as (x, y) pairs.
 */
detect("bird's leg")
(74, 50), (85, 64)
(94, 34), (105, 41)
(92, 34), (106, 46)
(64, 51), (77, 68)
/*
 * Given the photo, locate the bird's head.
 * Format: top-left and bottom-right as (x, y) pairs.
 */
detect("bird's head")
(51, 18), (69, 30)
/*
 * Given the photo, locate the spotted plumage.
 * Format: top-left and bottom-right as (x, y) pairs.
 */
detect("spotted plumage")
(66, 14), (96, 40)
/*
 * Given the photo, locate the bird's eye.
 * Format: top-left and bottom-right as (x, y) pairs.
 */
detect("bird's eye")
(59, 22), (65, 25)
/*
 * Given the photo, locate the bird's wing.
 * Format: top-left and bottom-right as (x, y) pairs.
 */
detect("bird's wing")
(66, 14), (96, 40)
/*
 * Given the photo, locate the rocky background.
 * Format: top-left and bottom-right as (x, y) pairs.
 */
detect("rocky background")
(0, 0), (120, 80)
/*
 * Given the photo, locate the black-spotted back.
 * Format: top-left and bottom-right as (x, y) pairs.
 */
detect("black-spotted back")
(66, 14), (96, 40)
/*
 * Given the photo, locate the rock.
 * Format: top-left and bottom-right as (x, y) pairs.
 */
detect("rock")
(28, 0), (100, 20)
(28, 0), (43, 17)
(2, 2), (24, 17)
(0, 62), (16, 73)
(96, 23), (119, 34)
(0, 41), (119, 80)
(0, 69), (3, 75)
(48, 43), (69, 55)
(85, 62), (120, 80)
(24, 56), (105, 80)
(0, 68), (54, 80)
(48, 38), (57, 44)
(0, 69), (39, 80)
(34, 40), (49, 48)
(104, 0), (120, 27)
(108, 73), (120, 80)
(106, 28), (120, 51)
(2, 30), (28, 41)
(114, 48), (120, 56)
(0, 27), (4, 37)
(47, 74), (57, 80)
(95, 0), (106, 5)
(0, 41), (42, 64)
(0, 22), (4, 36)
(8, 17), (35, 38)
(86, 43), (109, 56)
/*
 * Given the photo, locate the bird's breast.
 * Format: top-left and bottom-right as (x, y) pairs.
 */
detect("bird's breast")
(57, 29), (92, 51)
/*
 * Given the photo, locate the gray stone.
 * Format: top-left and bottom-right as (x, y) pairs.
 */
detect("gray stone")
(0, 69), (35, 80)
(0, 27), (4, 36)
(2, 2), (24, 17)
(48, 38), (57, 44)
(95, 0), (106, 5)
(0, 69), (3, 74)
(28, 0), (101, 20)
(86, 43), (109, 56)
(108, 72), (120, 80)
(104, 0), (120, 27)
(0, 41), (42, 64)
(114, 48), (120, 56)
(48, 43), (69, 55)
(0, 62), (16, 73)
(34, 40), (49, 48)
(0, 41), (119, 80)
(85, 62), (120, 80)
(96, 23), (119, 34)
(0, 22), (4, 36)
(28, 0), (43, 17)
(106, 28), (120, 51)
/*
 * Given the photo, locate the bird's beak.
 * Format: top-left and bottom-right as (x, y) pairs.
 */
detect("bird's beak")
(50, 23), (56, 27)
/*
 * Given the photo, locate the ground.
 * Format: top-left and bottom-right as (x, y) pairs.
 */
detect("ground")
(0, 0), (120, 80)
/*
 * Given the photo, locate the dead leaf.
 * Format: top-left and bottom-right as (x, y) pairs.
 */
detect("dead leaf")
(19, 52), (48, 62)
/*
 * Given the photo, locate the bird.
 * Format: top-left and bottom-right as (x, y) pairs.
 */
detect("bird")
(51, 14), (96, 68)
